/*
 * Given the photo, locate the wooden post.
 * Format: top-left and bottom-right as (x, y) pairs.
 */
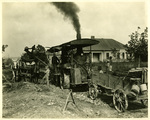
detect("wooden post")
(42, 66), (50, 86)
(63, 89), (78, 111)
(90, 46), (92, 69)
(89, 45), (93, 83)
(70, 51), (73, 84)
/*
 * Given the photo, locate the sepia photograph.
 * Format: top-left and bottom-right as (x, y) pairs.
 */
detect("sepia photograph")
(2, 0), (148, 118)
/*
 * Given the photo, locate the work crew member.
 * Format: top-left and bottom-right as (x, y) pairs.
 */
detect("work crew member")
(52, 53), (60, 73)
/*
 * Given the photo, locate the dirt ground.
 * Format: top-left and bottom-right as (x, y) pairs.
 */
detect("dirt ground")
(2, 71), (148, 118)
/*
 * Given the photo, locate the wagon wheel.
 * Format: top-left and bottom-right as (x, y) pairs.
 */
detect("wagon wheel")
(141, 99), (148, 107)
(89, 86), (98, 100)
(113, 89), (128, 112)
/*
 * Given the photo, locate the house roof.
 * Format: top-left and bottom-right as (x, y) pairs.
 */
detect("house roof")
(83, 38), (125, 51)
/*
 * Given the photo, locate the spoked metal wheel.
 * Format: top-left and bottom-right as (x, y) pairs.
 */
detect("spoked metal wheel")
(141, 99), (148, 107)
(89, 86), (98, 100)
(113, 89), (128, 112)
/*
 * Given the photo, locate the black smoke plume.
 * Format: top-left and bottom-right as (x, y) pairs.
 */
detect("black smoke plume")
(51, 2), (81, 35)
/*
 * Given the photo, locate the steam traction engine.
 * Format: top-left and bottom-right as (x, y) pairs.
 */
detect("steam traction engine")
(48, 38), (99, 92)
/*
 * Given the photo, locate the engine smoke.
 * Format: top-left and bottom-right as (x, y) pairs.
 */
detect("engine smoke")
(51, 2), (81, 35)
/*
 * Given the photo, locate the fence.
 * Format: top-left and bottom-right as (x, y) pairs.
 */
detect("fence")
(93, 61), (148, 72)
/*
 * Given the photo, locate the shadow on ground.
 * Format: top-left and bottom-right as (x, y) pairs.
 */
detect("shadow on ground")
(97, 93), (147, 111)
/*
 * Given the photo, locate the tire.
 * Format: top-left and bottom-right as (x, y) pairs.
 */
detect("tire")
(113, 89), (128, 112)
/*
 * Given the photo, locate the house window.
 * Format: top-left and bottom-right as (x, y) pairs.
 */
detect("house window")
(122, 52), (125, 59)
(117, 53), (120, 59)
(106, 53), (109, 59)
(93, 53), (100, 62)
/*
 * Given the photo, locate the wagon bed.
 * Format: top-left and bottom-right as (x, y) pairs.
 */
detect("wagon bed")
(92, 68), (148, 112)
(95, 73), (123, 93)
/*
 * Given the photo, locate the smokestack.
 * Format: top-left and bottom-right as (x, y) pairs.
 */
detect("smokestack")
(76, 33), (81, 40)
(51, 2), (82, 54)
(76, 33), (82, 54)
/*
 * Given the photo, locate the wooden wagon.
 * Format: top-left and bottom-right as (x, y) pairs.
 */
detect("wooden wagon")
(90, 67), (148, 112)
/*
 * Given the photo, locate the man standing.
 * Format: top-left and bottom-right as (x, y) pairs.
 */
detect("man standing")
(52, 53), (60, 73)
(106, 60), (110, 73)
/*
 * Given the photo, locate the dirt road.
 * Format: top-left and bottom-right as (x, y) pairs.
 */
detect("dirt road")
(3, 81), (148, 118)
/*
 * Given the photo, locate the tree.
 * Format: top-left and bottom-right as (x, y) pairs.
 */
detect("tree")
(2, 45), (8, 52)
(125, 27), (148, 62)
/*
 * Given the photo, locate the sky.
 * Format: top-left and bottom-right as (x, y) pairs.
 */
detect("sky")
(2, 1), (148, 58)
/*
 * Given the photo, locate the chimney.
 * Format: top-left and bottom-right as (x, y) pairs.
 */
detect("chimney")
(91, 36), (95, 39)
(76, 33), (81, 40)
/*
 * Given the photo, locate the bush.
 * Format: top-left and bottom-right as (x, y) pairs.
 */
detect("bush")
(3, 58), (14, 68)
